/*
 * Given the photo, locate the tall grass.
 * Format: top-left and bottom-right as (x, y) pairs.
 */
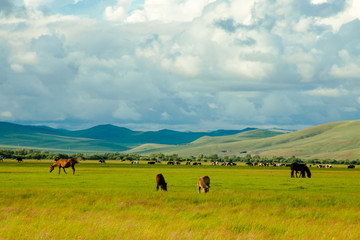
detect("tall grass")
(0, 161), (359, 239)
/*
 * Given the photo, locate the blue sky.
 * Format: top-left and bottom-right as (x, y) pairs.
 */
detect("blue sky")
(0, 0), (359, 131)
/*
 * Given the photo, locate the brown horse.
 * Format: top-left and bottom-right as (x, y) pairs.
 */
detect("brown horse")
(156, 173), (167, 191)
(197, 176), (210, 193)
(50, 158), (79, 174)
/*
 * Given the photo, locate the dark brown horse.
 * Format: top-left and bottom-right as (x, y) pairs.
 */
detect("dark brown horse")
(156, 173), (167, 191)
(50, 158), (79, 174)
(290, 163), (311, 178)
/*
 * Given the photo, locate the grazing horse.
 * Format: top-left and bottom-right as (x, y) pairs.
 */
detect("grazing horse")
(99, 159), (106, 164)
(50, 158), (78, 174)
(290, 163), (311, 178)
(16, 157), (23, 162)
(197, 176), (210, 193)
(155, 174), (167, 191)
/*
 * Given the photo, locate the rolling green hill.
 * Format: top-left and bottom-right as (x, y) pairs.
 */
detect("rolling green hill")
(1, 120), (359, 160)
(0, 122), (255, 152)
(128, 120), (360, 160)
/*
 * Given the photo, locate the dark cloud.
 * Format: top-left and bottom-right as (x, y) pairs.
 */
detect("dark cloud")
(0, 0), (26, 17)
(0, 0), (14, 16)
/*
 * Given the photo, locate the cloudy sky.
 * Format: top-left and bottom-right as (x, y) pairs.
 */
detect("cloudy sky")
(0, 0), (359, 131)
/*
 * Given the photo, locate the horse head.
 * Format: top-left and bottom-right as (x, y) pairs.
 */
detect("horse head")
(49, 165), (55, 173)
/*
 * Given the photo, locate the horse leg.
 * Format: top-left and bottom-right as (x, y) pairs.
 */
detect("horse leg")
(291, 169), (294, 178)
(58, 166), (61, 174)
(71, 165), (75, 174)
(156, 184), (159, 191)
(63, 167), (67, 174)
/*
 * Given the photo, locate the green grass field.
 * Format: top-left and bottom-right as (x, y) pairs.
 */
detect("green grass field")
(0, 161), (359, 240)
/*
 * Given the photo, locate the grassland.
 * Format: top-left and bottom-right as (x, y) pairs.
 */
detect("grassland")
(0, 160), (359, 240)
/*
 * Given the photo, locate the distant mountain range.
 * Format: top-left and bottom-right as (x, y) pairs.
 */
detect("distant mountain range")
(2, 120), (359, 160)
(0, 122), (259, 152)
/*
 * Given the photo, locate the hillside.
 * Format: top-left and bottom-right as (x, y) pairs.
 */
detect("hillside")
(127, 129), (286, 155)
(0, 122), (256, 152)
(128, 120), (360, 160)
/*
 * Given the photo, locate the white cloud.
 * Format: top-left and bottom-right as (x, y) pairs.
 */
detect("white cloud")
(113, 101), (141, 120)
(330, 64), (360, 78)
(161, 112), (170, 120)
(304, 88), (345, 97)
(0, 111), (13, 118)
(104, 5), (126, 21)
(310, 0), (328, 5)
(316, 0), (360, 32)
(24, 0), (50, 8)
(293, 17), (312, 32)
(142, 0), (212, 23)
(1, 0), (360, 130)
(161, 55), (201, 77)
(10, 64), (24, 72)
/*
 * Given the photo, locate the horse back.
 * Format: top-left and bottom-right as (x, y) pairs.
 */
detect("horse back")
(156, 174), (166, 185)
(198, 176), (210, 189)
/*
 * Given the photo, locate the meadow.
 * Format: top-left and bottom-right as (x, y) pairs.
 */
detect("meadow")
(0, 160), (359, 240)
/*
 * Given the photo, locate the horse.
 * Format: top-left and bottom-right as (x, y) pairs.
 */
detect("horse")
(290, 163), (311, 178)
(155, 174), (167, 191)
(99, 159), (106, 164)
(50, 158), (79, 174)
(197, 176), (210, 193)
(16, 157), (23, 162)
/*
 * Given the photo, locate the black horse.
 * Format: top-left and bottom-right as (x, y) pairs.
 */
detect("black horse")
(290, 163), (311, 178)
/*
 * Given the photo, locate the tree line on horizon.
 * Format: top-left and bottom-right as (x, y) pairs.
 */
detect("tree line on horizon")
(0, 148), (359, 165)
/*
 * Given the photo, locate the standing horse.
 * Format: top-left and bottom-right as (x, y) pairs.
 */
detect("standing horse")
(197, 176), (210, 193)
(290, 163), (311, 178)
(50, 158), (79, 174)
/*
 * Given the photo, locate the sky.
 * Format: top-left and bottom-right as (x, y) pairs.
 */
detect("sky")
(0, 0), (360, 131)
